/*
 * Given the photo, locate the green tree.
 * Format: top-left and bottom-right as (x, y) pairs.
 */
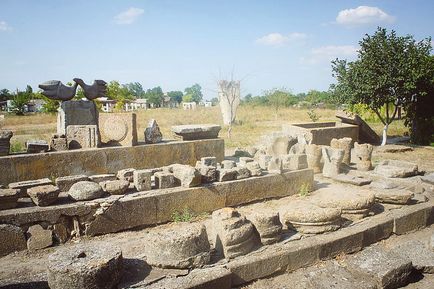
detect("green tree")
(145, 86), (164, 106)
(330, 27), (433, 145)
(0, 89), (12, 101)
(305, 90), (333, 105)
(167, 90), (183, 104)
(124, 82), (145, 98)
(182, 94), (193, 103)
(11, 85), (33, 115)
(265, 88), (295, 116)
(184, 84), (203, 103)
(106, 81), (133, 101)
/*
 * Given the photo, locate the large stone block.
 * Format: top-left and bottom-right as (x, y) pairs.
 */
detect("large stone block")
(0, 224), (27, 257)
(392, 202), (432, 234)
(99, 113), (138, 146)
(57, 100), (98, 135)
(66, 125), (99, 149)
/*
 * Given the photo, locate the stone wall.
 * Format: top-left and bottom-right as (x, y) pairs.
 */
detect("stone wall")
(0, 139), (224, 185)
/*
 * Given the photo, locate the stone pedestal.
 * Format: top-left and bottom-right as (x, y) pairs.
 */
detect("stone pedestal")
(354, 142), (373, 171)
(57, 101), (98, 135)
(99, 113), (137, 146)
(322, 146), (344, 178)
(66, 125), (99, 149)
(0, 130), (13, 156)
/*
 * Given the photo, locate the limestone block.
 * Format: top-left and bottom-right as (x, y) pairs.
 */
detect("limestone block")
(218, 169), (237, 182)
(169, 164), (201, 187)
(155, 172), (176, 189)
(256, 154), (272, 170)
(354, 142), (373, 171)
(221, 160), (236, 169)
(322, 146), (344, 178)
(249, 212), (282, 245)
(57, 100), (98, 135)
(171, 124), (221, 140)
(330, 137), (352, 165)
(267, 157), (282, 174)
(235, 166), (251, 180)
(305, 144), (322, 173)
(282, 154), (308, 171)
(332, 174), (372, 186)
(238, 157), (254, 166)
(26, 140), (49, 153)
(133, 169), (152, 191)
(68, 181), (103, 201)
(374, 189), (414, 205)
(245, 161), (262, 177)
(0, 224), (27, 257)
(201, 156), (217, 167)
(144, 119), (163, 144)
(100, 180), (129, 195)
(0, 130), (13, 156)
(47, 243), (123, 289)
(50, 134), (68, 151)
(212, 208), (261, 259)
(89, 174), (116, 183)
(144, 223), (211, 269)
(117, 168), (135, 182)
(9, 178), (52, 197)
(27, 224), (52, 250)
(289, 143), (306, 154)
(375, 160), (419, 178)
(27, 185), (60, 206)
(55, 174), (89, 192)
(392, 240), (434, 273)
(0, 188), (20, 210)
(197, 164), (218, 183)
(66, 125), (99, 149)
(99, 112), (138, 146)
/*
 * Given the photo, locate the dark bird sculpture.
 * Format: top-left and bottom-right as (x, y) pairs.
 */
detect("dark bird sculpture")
(73, 78), (107, 100)
(38, 80), (78, 101)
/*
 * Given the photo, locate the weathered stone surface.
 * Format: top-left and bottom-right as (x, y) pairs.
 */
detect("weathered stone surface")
(305, 144), (322, 173)
(234, 147), (252, 158)
(354, 142), (373, 171)
(68, 181), (103, 201)
(26, 140), (49, 153)
(345, 246), (412, 289)
(333, 174), (371, 186)
(0, 129), (13, 156)
(50, 134), (68, 151)
(133, 169), (152, 191)
(89, 174), (116, 183)
(55, 174), (89, 192)
(245, 161), (262, 176)
(155, 172), (176, 189)
(376, 144), (414, 153)
(421, 173), (434, 185)
(197, 164), (218, 183)
(9, 178), (52, 197)
(256, 154), (272, 170)
(330, 137), (352, 165)
(374, 189), (414, 205)
(117, 168), (135, 182)
(374, 160), (419, 178)
(267, 135), (297, 156)
(336, 111), (380, 144)
(212, 208), (261, 259)
(288, 143), (305, 155)
(27, 184), (60, 206)
(53, 223), (69, 244)
(99, 112), (138, 146)
(370, 180), (399, 190)
(144, 223), (211, 269)
(0, 189), (20, 210)
(201, 156), (217, 167)
(100, 180), (129, 195)
(218, 169), (237, 182)
(322, 146), (344, 177)
(221, 160), (236, 169)
(282, 154), (308, 171)
(27, 224), (52, 250)
(169, 164), (201, 187)
(249, 212), (282, 245)
(392, 202), (432, 235)
(267, 157), (282, 174)
(392, 240), (434, 273)
(172, 124), (221, 140)
(235, 166), (251, 180)
(66, 125), (99, 149)
(280, 200), (342, 234)
(47, 243), (123, 289)
(0, 224), (26, 257)
(57, 100), (98, 135)
(144, 119), (163, 144)
(239, 157), (254, 166)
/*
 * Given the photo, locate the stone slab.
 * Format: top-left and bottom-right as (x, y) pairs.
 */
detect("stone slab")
(392, 240), (434, 273)
(333, 174), (372, 186)
(99, 112), (138, 146)
(171, 124), (221, 140)
(336, 111), (381, 145)
(0, 139), (224, 184)
(66, 125), (99, 149)
(57, 100), (98, 135)
(26, 140), (49, 154)
(0, 224), (27, 257)
(392, 202), (433, 234)
(283, 122), (358, 145)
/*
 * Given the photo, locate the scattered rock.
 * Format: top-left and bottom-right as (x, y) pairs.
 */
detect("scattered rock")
(374, 189), (414, 205)
(221, 160), (236, 169)
(47, 243), (123, 289)
(330, 137), (353, 165)
(374, 160), (418, 178)
(0, 224), (27, 257)
(117, 168), (136, 182)
(197, 164), (218, 183)
(8, 178), (52, 197)
(27, 224), (52, 250)
(322, 146), (344, 178)
(354, 142), (373, 171)
(235, 166), (251, 180)
(26, 140), (49, 153)
(169, 164), (201, 187)
(305, 144), (322, 173)
(245, 161), (262, 176)
(267, 157), (282, 174)
(201, 156), (217, 167)
(218, 169), (237, 182)
(154, 172), (176, 189)
(392, 240), (434, 273)
(100, 180), (129, 195)
(0, 188), (20, 210)
(68, 181), (103, 201)
(233, 148), (252, 158)
(256, 154), (272, 170)
(144, 223), (211, 269)
(55, 174), (89, 192)
(249, 211), (282, 245)
(333, 174), (372, 186)
(133, 169), (152, 191)
(89, 174), (117, 183)
(144, 119), (163, 144)
(27, 184), (60, 206)
(171, 124), (221, 140)
(282, 154), (308, 171)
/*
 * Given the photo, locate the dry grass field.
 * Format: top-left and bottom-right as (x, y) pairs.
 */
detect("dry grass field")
(0, 105), (408, 152)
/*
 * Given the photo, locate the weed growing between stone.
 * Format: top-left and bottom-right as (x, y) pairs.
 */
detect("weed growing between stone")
(299, 182), (312, 197)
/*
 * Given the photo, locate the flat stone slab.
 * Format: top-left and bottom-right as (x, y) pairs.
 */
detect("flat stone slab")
(0, 224), (26, 257)
(374, 160), (419, 178)
(375, 144), (414, 153)
(171, 124), (221, 140)
(0, 189), (20, 210)
(27, 185), (60, 206)
(8, 178), (53, 196)
(333, 174), (372, 186)
(370, 180), (399, 190)
(374, 189), (414, 205)
(391, 240), (434, 273)
(421, 173), (434, 185)
(345, 245), (412, 289)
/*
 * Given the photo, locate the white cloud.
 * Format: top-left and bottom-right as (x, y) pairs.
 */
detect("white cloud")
(336, 6), (394, 26)
(114, 7), (144, 25)
(301, 45), (358, 64)
(256, 32), (307, 46)
(0, 21), (11, 31)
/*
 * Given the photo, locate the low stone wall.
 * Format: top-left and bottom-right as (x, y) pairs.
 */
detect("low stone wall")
(0, 139), (224, 185)
(0, 169), (313, 246)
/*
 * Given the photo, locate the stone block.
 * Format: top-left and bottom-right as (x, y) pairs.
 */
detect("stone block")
(27, 184), (60, 206)
(201, 156), (217, 167)
(66, 125), (99, 149)
(330, 137), (353, 165)
(197, 164), (218, 183)
(68, 181), (103, 201)
(99, 112), (138, 146)
(0, 189), (20, 210)
(0, 224), (27, 257)
(100, 180), (129, 195)
(169, 164), (201, 187)
(171, 124), (221, 140)
(392, 240), (434, 273)
(89, 174), (116, 183)
(9, 178), (52, 197)
(27, 224), (53, 250)
(374, 160), (419, 178)
(26, 140), (49, 153)
(133, 169), (152, 191)
(57, 100), (98, 135)
(318, 226), (364, 259)
(155, 172), (176, 189)
(234, 166), (251, 180)
(333, 174), (372, 186)
(256, 154), (272, 170)
(282, 154), (308, 171)
(0, 130), (13, 156)
(238, 157), (254, 166)
(248, 211), (282, 245)
(245, 161), (262, 177)
(50, 134), (68, 151)
(55, 175), (89, 192)
(218, 168), (237, 182)
(267, 157), (282, 174)
(221, 160), (236, 169)
(393, 202), (431, 234)
(117, 168), (135, 182)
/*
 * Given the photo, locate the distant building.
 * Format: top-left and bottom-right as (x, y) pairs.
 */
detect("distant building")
(182, 102), (197, 110)
(98, 97), (117, 112)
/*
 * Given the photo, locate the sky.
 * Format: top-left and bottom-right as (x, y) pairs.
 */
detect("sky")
(0, 0), (433, 99)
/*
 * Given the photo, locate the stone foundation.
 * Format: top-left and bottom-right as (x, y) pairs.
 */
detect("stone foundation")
(283, 122), (358, 145)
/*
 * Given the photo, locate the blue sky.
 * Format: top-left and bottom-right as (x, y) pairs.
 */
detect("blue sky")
(1, 0), (433, 99)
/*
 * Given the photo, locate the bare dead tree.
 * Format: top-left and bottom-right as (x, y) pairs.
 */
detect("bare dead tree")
(218, 77), (240, 139)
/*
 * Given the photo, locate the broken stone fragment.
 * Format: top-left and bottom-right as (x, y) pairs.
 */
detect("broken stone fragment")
(245, 161), (262, 177)
(0, 129), (13, 156)
(267, 135), (297, 156)
(218, 169), (237, 182)
(374, 160), (419, 178)
(89, 174), (117, 183)
(27, 224), (53, 250)
(55, 174), (89, 192)
(133, 169), (152, 191)
(47, 243), (123, 289)
(391, 240), (434, 273)
(267, 157), (282, 174)
(26, 140), (49, 154)
(169, 164), (201, 187)
(0, 224), (27, 257)
(144, 223), (211, 269)
(249, 212), (282, 245)
(196, 164), (218, 183)
(50, 134), (68, 151)
(8, 178), (53, 197)
(171, 124), (221, 140)
(322, 146), (344, 178)
(282, 154), (308, 171)
(234, 166), (251, 180)
(256, 154), (272, 170)
(332, 174), (372, 186)
(305, 144), (323, 173)
(374, 189), (414, 205)
(238, 157), (254, 166)
(100, 180), (129, 195)
(0, 188), (20, 210)
(289, 143), (306, 155)
(330, 137), (352, 165)
(116, 168), (136, 182)
(221, 160), (236, 169)
(53, 223), (69, 244)
(354, 142), (373, 171)
(201, 156), (217, 167)
(233, 147), (252, 158)
(27, 184), (60, 206)
(144, 119), (163, 144)
(68, 181), (103, 201)
(154, 172), (176, 189)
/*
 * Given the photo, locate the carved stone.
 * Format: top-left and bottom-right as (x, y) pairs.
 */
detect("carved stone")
(38, 80), (78, 101)
(354, 142), (373, 171)
(57, 100), (98, 135)
(73, 78), (107, 100)
(66, 125), (99, 149)
(330, 137), (353, 165)
(305, 144), (322, 173)
(322, 146), (344, 178)
(99, 113), (138, 146)
(0, 130), (13, 156)
(144, 119), (163, 144)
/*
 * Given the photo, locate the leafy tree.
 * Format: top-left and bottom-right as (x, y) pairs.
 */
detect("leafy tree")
(145, 86), (164, 106)
(0, 89), (12, 101)
(265, 88), (296, 116)
(106, 81), (133, 101)
(167, 90), (183, 104)
(124, 82), (145, 98)
(210, 97), (219, 104)
(184, 84), (203, 103)
(182, 94), (193, 103)
(305, 90), (333, 105)
(10, 85), (33, 115)
(331, 27), (433, 145)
